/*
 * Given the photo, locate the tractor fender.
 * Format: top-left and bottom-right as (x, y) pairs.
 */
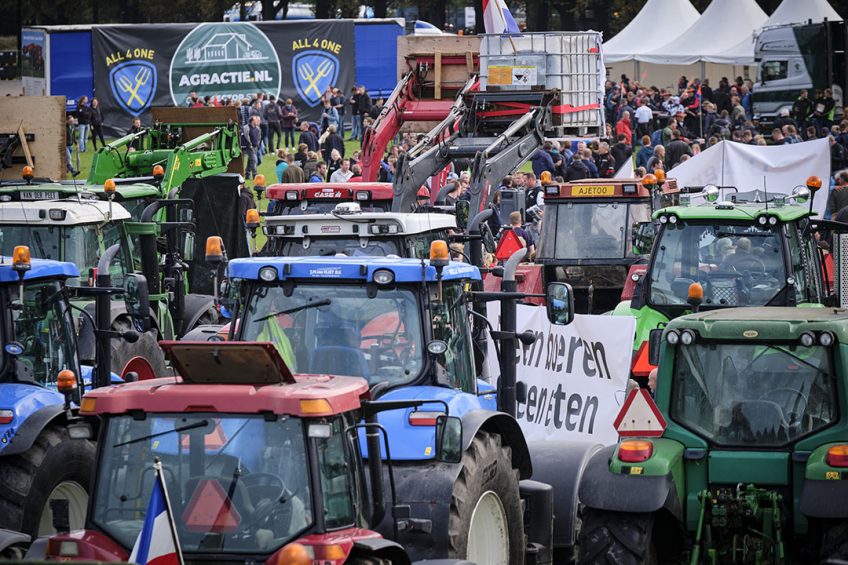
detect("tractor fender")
(181, 293), (217, 335)
(349, 537), (411, 565)
(527, 440), (604, 550)
(0, 404), (64, 457)
(460, 409), (532, 479)
(0, 528), (30, 554)
(800, 479), (848, 518)
(578, 445), (682, 521)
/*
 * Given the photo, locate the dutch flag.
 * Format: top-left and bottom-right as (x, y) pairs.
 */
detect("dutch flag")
(482, 0), (520, 34)
(129, 462), (183, 565)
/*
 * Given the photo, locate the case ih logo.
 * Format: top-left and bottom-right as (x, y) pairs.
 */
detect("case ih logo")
(169, 23), (281, 105)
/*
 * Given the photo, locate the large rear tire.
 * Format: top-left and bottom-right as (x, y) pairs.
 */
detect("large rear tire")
(0, 425), (95, 538)
(820, 521), (848, 561)
(577, 509), (657, 565)
(110, 315), (168, 376)
(447, 431), (524, 565)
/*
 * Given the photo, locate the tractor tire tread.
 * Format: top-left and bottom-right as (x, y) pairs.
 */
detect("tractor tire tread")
(577, 509), (656, 565)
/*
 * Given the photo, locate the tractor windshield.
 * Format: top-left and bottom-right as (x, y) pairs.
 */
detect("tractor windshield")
(1, 279), (77, 385)
(671, 342), (836, 446)
(649, 222), (787, 307)
(275, 238), (402, 258)
(91, 413), (313, 555)
(540, 201), (651, 260)
(241, 284), (424, 386)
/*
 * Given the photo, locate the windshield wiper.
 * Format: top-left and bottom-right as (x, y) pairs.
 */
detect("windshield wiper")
(32, 230), (47, 259)
(114, 419), (208, 447)
(252, 298), (332, 323)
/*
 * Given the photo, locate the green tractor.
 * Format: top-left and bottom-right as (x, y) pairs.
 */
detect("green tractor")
(576, 305), (848, 564)
(615, 180), (840, 382)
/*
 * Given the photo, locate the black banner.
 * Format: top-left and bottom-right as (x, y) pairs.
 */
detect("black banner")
(92, 20), (356, 137)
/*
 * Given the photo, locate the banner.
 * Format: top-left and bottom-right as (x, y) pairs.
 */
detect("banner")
(488, 304), (635, 445)
(670, 138), (830, 216)
(92, 21), (355, 136)
(21, 28), (46, 96)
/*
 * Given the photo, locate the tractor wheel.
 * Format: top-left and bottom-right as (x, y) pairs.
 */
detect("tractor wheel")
(448, 430), (524, 565)
(110, 315), (167, 377)
(820, 521), (848, 560)
(0, 424), (95, 539)
(577, 509), (657, 565)
(183, 308), (219, 336)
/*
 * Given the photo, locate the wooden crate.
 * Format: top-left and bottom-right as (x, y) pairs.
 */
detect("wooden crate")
(397, 35), (480, 99)
(0, 96), (66, 180)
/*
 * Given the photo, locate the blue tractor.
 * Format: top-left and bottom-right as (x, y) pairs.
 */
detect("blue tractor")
(0, 246), (145, 554)
(221, 244), (595, 563)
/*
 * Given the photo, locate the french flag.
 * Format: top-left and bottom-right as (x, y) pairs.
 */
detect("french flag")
(129, 464), (183, 565)
(482, 0), (520, 34)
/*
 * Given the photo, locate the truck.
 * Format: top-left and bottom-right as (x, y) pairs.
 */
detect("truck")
(216, 248), (597, 563)
(752, 20), (847, 127)
(576, 305), (848, 563)
(0, 247), (143, 547)
(613, 181), (840, 382)
(39, 341), (460, 564)
(483, 176), (679, 314)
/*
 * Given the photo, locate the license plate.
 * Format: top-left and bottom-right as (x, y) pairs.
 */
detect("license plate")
(20, 190), (59, 200)
(572, 185), (614, 197)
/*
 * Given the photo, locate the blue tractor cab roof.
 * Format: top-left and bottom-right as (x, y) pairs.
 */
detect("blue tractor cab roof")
(0, 257), (79, 283)
(228, 256), (481, 284)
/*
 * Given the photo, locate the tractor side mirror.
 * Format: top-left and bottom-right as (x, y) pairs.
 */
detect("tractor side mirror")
(124, 274), (151, 332)
(648, 328), (663, 366)
(435, 415), (462, 463)
(546, 282), (574, 326)
(454, 200), (469, 230)
(182, 231), (196, 263)
(480, 222), (496, 254)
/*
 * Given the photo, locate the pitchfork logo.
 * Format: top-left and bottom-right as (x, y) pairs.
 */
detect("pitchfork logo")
(109, 61), (157, 117)
(293, 50), (339, 108)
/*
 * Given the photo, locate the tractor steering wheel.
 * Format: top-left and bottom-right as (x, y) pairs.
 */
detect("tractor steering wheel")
(759, 387), (808, 424)
(241, 472), (292, 530)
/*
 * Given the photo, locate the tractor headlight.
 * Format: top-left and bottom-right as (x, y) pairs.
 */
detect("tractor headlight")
(659, 215), (668, 224)
(768, 216), (778, 226)
(666, 330), (680, 345)
(680, 329), (696, 345)
(800, 331), (815, 347)
(668, 215), (678, 224)
(819, 331), (835, 347)
(373, 269), (395, 285)
(259, 267), (277, 281)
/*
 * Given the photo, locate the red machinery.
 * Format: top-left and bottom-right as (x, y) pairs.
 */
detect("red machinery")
(265, 182), (394, 215)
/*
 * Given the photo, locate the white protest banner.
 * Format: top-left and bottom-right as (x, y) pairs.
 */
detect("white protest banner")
(488, 303), (636, 445)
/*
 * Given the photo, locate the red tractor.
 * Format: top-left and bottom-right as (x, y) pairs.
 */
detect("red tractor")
(38, 341), (461, 565)
(265, 183), (395, 216)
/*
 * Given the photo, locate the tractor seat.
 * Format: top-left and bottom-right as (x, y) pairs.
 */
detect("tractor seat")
(310, 346), (369, 377)
(732, 400), (788, 442)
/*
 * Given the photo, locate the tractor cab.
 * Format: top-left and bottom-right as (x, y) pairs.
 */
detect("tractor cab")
(537, 177), (678, 313)
(260, 205), (457, 260)
(576, 307), (848, 563)
(43, 341), (420, 563)
(265, 182), (394, 216)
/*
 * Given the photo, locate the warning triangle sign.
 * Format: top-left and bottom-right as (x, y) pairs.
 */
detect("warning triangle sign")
(182, 478), (242, 533)
(495, 229), (525, 261)
(613, 388), (667, 437)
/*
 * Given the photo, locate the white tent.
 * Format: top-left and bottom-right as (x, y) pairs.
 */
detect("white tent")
(709, 0), (842, 65)
(637, 0), (767, 65)
(603, 0), (701, 63)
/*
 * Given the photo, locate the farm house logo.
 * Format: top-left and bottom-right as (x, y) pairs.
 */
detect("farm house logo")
(104, 47), (158, 117)
(291, 37), (342, 107)
(169, 23), (281, 105)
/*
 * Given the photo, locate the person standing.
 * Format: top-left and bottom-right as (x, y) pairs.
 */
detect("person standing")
(298, 121), (319, 152)
(320, 99), (339, 133)
(89, 98), (106, 150)
(329, 157), (353, 182)
(355, 85), (371, 142)
(793, 89), (812, 132)
(265, 95), (282, 151)
(66, 115), (78, 175)
(309, 162), (328, 183)
(332, 87), (346, 138)
(76, 96), (92, 152)
(275, 149), (288, 183)
(349, 86), (360, 140)
(250, 100), (266, 161)
(280, 98), (298, 150)
(321, 124), (344, 163)
(281, 153), (305, 183)
(244, 116), (261, 179)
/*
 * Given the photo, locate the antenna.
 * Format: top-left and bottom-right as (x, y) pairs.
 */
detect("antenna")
(763, 175), (768, 212)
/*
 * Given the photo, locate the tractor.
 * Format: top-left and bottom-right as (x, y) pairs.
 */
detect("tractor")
(0, 246), (143, 551)
(40, 340), (470, 565)
(218, 245), (596, 563)
(576, 303), (848, 564)
(613, 179), (842, 383)
(264, 182), (394, 216)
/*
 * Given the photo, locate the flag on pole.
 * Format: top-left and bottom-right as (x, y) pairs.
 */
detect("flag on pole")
(482, 0), (520, 34)
(129, 461), (184, 565)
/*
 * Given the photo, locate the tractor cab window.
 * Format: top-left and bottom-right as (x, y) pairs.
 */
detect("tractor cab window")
(649, 222), (786, 307)
(316, 417), (355, 529)
(92, 414), (313, 555)
(410, 231), (451, 259)
(3, 280), (76, 386)
(278, 238), (402, 258)
(542, 201), (648, 260)
(0, 225), (105, 287)
(240, 283), (424, 387)
(671, 342), (835, 446)
(101, 221), (132, 288)
(430, 282), (475, 393)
